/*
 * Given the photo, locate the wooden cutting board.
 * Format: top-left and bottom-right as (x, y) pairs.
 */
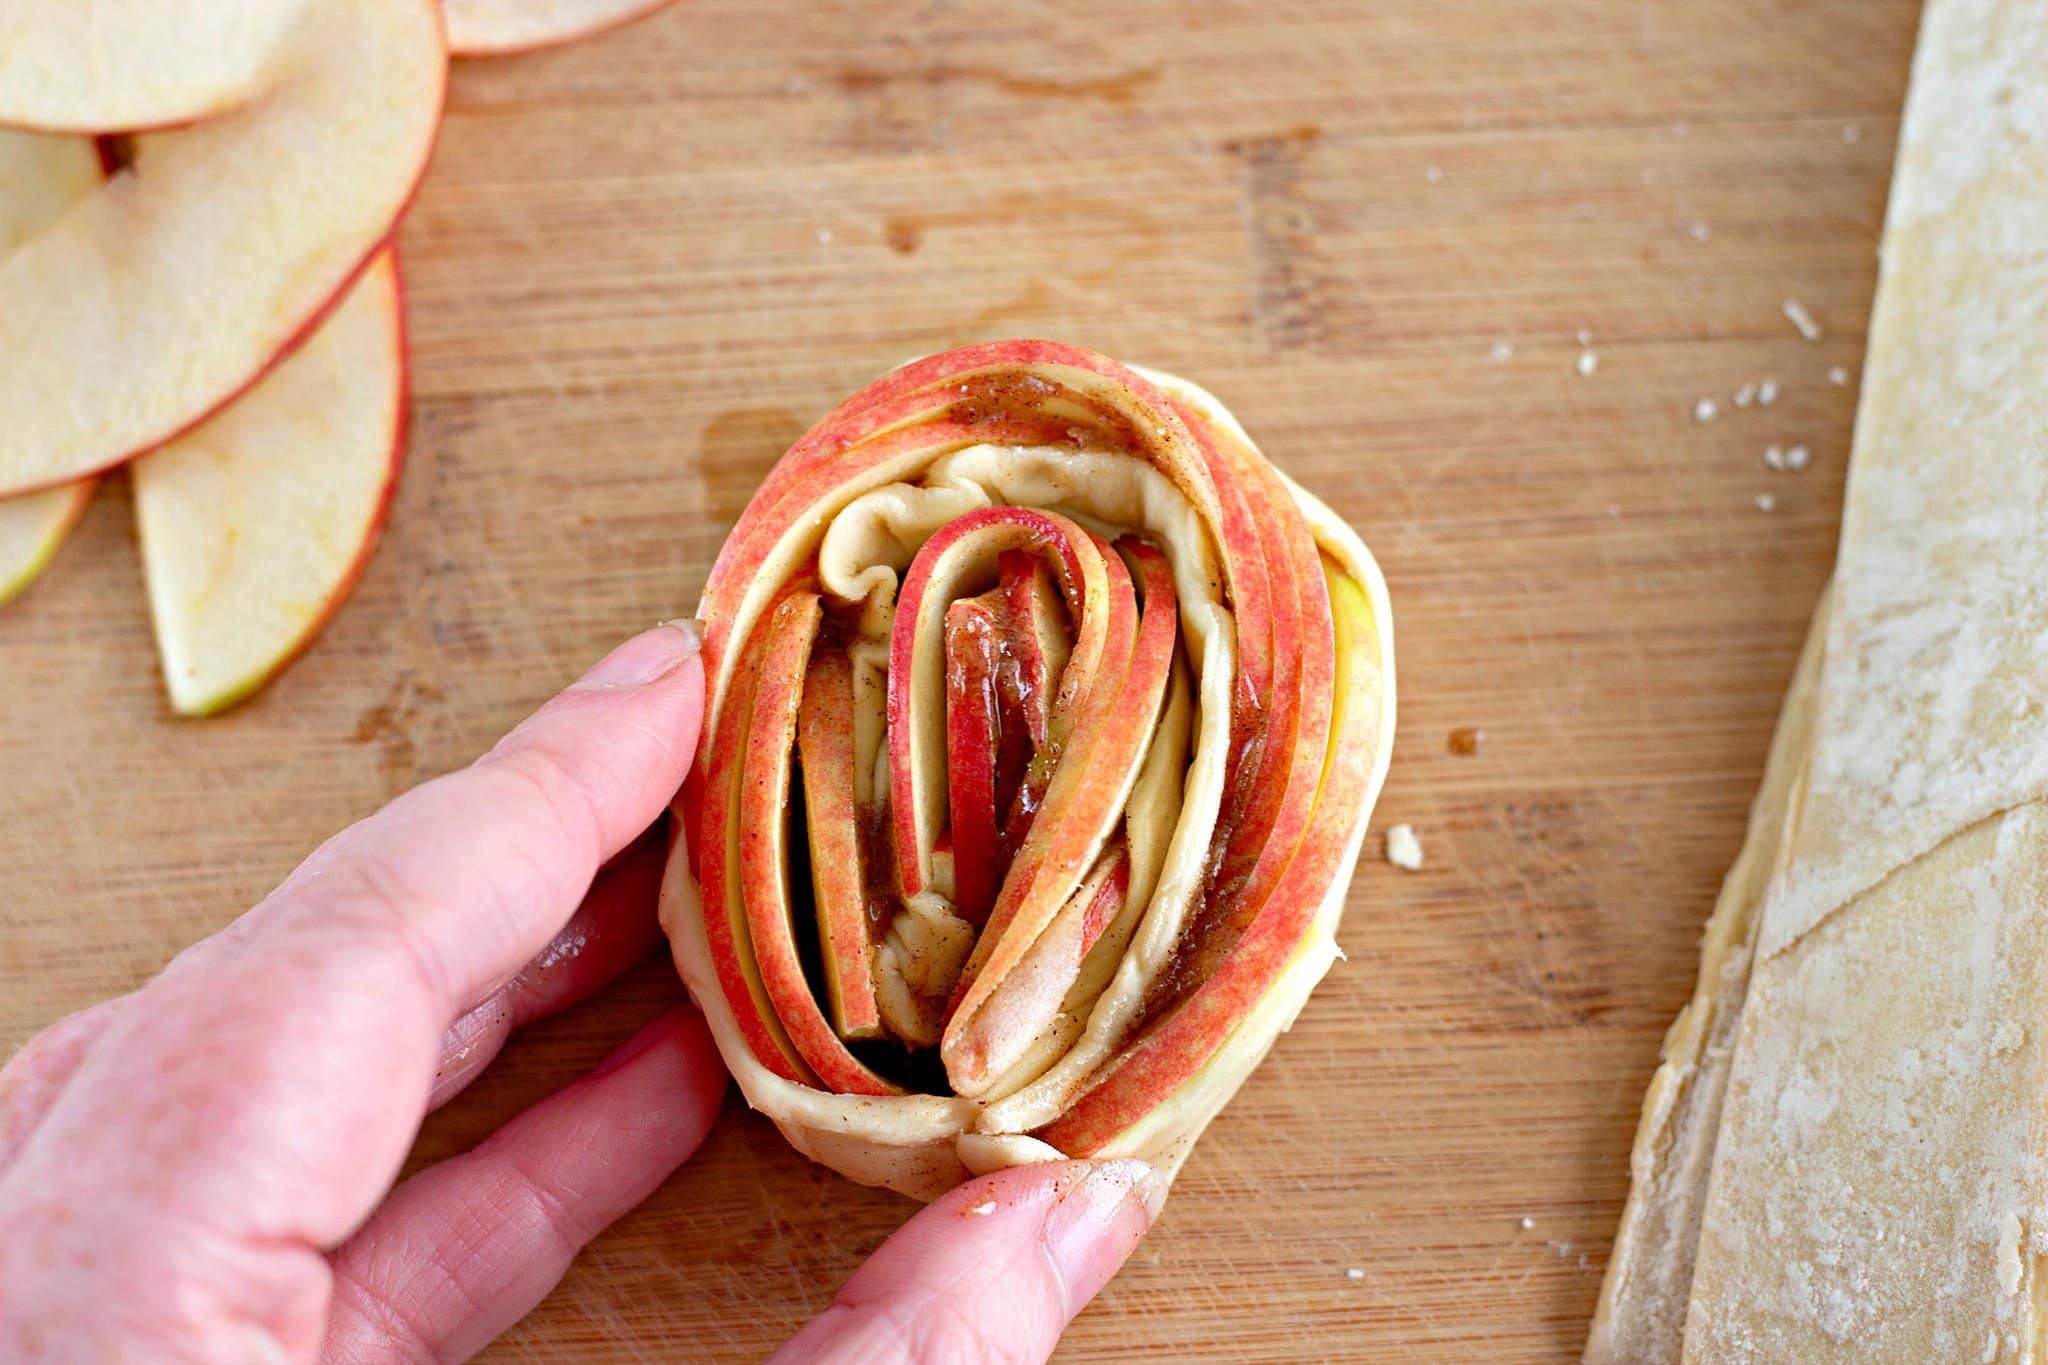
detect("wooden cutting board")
(0, 1), (1923, 1357)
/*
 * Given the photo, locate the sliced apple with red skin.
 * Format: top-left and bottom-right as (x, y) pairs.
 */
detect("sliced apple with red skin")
(443, 0), (684, 57)
(676, 341), (1390, 1191)
(132, 250), (407, 715)
(0, 129), (103, 605)
(941, 538), (1178, 1095)
(998, 549), (1070, 750)
(1179, 424), (1334, 985)
(886, 506), (1117, 904)
(738, 591), (899, 1095)
(692, 342), (1241, 723)
(0, 0), (315, 134)
(0, 0), (444, 498)
(1036, 558), (1378, 1155)
(798, 645), (885, 1040)
(693, 580), (821, 1087)
(943, 595), (1005, 926)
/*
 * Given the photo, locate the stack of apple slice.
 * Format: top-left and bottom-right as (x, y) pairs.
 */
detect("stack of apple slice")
(0, 0), (687, 711)
(663, 342), (1397, 1199)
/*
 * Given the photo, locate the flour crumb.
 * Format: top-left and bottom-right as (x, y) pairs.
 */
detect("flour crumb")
(1385, 824), (1424, 871)
(1784, 445), (1810, 471)
(1345, 1267), (1365, 1280)
(1783, 299), (1824, 342)
(1576, 350), (1598, 377)
(968, 1200), (996, 1216)
(1829, 365), (1850, 386)
(1694, 398), (1718, 423)
(1755, 493), (1777, 512)
(1765, 445), (1785, 470)
(1757, 378), (1780, 406)
(1734, 381), (1757, 408)
(1520, 1216), (1535, 1230)
(1997, 1213), (2024, 1295)
(1491, 341), (1515, 363)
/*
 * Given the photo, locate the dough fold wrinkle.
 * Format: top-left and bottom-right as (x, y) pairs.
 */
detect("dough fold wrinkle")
(1591, 0), (2048, 1358)
(660, 341), (1395, 1199)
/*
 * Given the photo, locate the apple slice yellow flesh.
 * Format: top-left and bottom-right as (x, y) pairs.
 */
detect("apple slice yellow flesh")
(134, 252), (407, 717)
(0, 129), (104, 605)
(443, 0), (681, 57)
(0, 482), (94, 608)
(0, 0), (313, 133)
(0, 0), (443, 499)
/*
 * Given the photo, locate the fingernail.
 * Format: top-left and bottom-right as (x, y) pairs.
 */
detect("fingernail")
(576, 620), (704, 689)
(1041, 1159), (1166, 1311)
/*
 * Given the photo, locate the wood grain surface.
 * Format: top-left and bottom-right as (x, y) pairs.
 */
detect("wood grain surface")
(0, 1), (1923, 1358)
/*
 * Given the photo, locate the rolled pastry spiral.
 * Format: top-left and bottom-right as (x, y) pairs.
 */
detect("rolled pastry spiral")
(661, 341), (1394, 1199)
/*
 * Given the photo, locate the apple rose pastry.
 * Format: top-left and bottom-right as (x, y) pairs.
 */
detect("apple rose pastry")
(661, 341), (1394, 1199)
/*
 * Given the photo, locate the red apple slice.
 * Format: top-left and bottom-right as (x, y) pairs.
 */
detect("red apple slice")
(0, 0), (444, 498)
(943, 596), (1004, 926)
(0, 1), (314, 134)
(133, 251), (407, 716)
(739, 591), (900, 1095)
(886, 506), (1116, 904)
(443, 0), (683, 57)
(798, 645), (884, 1040)
(1038, 557), (1381, 1155)
(0, 129), (103, 605)
(998, 549), (1070, 749)
(943, 538), (1178, 1096)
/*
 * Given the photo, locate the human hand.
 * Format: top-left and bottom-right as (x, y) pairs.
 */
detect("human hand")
(0, 623), (1161, 1362)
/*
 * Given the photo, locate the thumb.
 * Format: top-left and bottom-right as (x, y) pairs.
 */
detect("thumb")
(769, 1159), (1166, 1364)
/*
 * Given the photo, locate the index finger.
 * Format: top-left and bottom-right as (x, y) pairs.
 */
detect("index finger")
(0, 623), (706, 1270)
(224, 618), (706, 1013)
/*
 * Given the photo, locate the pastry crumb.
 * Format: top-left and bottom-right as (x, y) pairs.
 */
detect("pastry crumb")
(1447, 726), (1484, 755)
(1765, 445), (1786, 470)
(968, 1200), (996, 1216)
(1688, 220), (1711, 243)
(1491, 341), (1515, 363)
(1694, 398), (1718, 423)
(1385, 824), (1424, 870)
(1782, 299), (1824, 342)
(1576, 350), (1598, 377)
(1520, 1216), (1535, 1230)
(1829, 365), (1850, 386)
(1345, 1267), (1365, 1280)
(1755, 493), (1777, 512)
(1784, 444), (1810, 470)
(1734, 381), (1757, 408)
(1757, 378), (1780, 406)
